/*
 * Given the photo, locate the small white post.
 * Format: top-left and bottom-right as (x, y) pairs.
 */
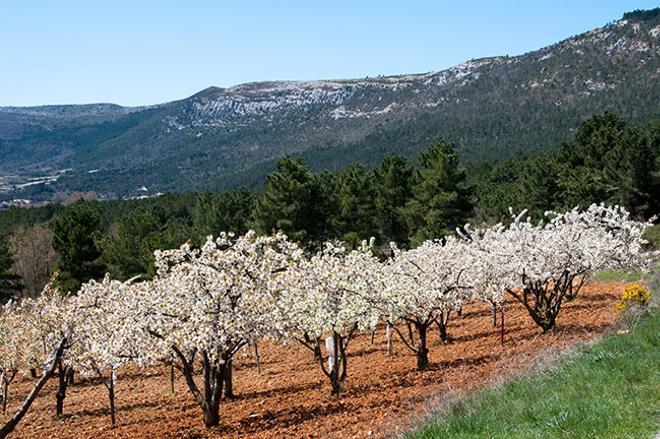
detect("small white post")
(325, 336), (335, 372)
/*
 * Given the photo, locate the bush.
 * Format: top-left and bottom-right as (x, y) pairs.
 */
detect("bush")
(616, 283), (652, 329)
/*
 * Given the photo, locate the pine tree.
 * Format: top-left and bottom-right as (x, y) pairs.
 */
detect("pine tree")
(52, 201), (105, 293)
(333, 164), (377, 247)
(374, 155), (412, 247)
(557, 111), (627, 209)
(516, 155), (561, 219)
(0, 236), (22, 303)
(251, 157), (330, 247)
(193, 188), (256, 240)
(102, 208), (165, 280)
(605, 121), (659, 216)
(557, 112), (659, 216)
(404, 141), (475, 246)
(470, 158), (524, 223)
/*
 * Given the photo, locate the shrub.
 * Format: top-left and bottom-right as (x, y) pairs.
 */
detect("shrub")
(616, 283), (652, 329)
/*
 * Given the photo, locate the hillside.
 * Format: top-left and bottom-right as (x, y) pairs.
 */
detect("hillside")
(1, 9), (659, 200)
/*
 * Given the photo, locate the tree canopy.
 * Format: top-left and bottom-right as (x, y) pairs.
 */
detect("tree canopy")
(51, 202), (105, 292)
(0, 236), (22, 303)
(404, 140), (475, 245)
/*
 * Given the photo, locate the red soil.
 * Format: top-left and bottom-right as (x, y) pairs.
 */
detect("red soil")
(2, 281), (629, 438)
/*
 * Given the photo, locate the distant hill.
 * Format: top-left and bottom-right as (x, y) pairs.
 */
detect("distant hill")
(1, 9), (658, 201)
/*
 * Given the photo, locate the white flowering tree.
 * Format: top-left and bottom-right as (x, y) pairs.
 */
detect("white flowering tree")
(380, 237), (478, 370)
(0, 203), (653, 435)
(274, 241), (381, 394)
(471, 204), (654, 332)
(143, 231), (299, 427)
(72, 275), (153, 426)
(458, 224), (511, 332)
(28, 288), (78, 420)
(0, 302), (23, 415)
(0, 284), (74, 439)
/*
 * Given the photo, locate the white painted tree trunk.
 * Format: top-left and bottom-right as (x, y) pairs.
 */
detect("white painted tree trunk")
(386, 323), (394, 356)
(325, 336), (335, 372)
(109, 368), (116, 426)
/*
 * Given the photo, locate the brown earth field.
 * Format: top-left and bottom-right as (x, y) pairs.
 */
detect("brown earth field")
(2, 281), (631, 438)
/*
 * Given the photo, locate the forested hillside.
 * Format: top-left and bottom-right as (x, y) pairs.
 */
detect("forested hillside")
(1, 111), (657, 299)
(1, 9), (658, 201)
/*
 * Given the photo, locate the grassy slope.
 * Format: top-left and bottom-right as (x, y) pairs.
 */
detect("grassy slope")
(591, 269), (646, 283)
(407, 312), (659, 439)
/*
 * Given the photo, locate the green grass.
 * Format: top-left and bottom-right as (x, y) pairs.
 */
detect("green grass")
(643, 224), (660, 250)
(407, 313), (660, 439)
(591, 261), (659, 283)
(591, 268), (646, 283)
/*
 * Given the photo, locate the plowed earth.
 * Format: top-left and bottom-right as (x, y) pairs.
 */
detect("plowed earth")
(3, 282), (629, 438)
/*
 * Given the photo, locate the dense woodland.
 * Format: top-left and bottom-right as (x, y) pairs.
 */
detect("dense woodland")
(0, 111), (658, 300)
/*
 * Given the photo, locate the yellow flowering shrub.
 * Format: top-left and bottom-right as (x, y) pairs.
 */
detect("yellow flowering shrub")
(615, 283), (651, 313)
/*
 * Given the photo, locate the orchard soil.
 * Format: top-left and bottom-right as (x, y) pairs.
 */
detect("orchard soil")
(3, 281), (629, 438)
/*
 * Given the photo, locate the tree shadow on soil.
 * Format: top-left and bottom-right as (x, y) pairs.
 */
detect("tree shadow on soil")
(209, 403), (348, 435)
(238, 380), (321, 400)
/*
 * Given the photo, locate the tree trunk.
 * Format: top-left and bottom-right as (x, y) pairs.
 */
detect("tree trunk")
(415, 323), (429, 371)
(203, 405), (220, 427)
(386, 322), (394, 356)
(406, 322), (415, 346)
(29, 369), (37, 379)
(509, 272), (584, 333)
(170, 361), (175, 394)
(326, 335), (339, 394)
(437, 321), (448, 343)
(330, 376), (341, 395)
(500, 305), (505, 345)
(305, 332), (322, 362)
(390, 320), (432, 370)
(322, 331), (346, 395)
(492, 301), (498, 327)
(174, 347), (226, 428)
(253, 342), (261, 374)
(435, 310), (451, 343)
(66, 368), (75, 385)
(0, 338), (67, 439)
(0, 370), (16, 416)
(223, 360), (234, 399)
(2, 380), (8, 415)
(200, 359), (223, 427)
(55, 361), (69, 418)
(107, 370), (116, 427)
(325, 336), (336, 375)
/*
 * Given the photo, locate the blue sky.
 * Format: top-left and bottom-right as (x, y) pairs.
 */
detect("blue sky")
(1, 1), (656, 106)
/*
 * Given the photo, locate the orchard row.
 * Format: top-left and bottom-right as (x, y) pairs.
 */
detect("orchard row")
(0, 203), (652, 434)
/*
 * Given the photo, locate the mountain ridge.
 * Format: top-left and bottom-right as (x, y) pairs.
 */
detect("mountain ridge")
(1, 9), (658, 201)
